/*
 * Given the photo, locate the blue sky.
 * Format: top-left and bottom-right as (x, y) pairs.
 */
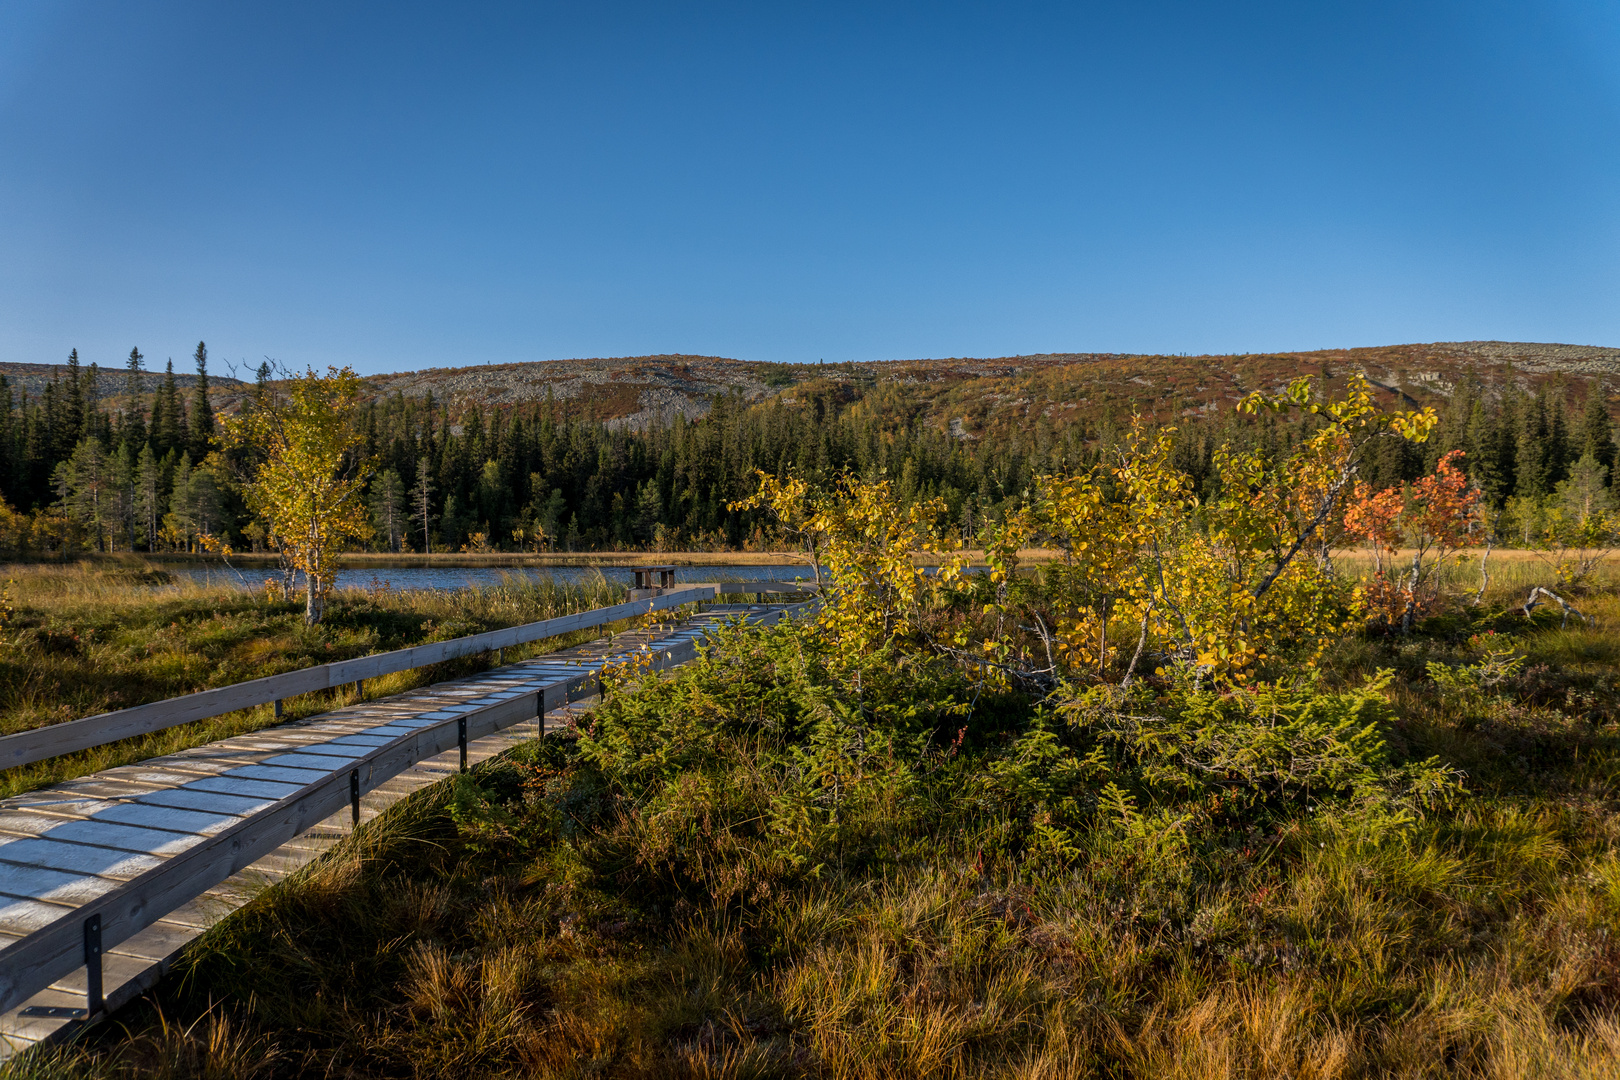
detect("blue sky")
(1, 1), (1616, 377)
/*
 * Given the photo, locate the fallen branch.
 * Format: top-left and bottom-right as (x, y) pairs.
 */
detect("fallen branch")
(1473, 535), (1493, 605)
(1522, 586), (1587, 629)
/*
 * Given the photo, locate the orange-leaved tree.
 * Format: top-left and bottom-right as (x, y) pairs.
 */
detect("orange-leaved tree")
(1343, 449), (1483, 632)
(226, 366), (373, 625)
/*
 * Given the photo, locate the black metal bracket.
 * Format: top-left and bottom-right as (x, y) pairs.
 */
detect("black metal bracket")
(458, 717), (468, 772)
(84, 913), (102, 1016)
(273, 698), (283, 719)
(349, 768), (361, 825)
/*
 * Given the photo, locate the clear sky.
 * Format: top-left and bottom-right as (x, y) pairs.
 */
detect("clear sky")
(1, 1), (1616, 377)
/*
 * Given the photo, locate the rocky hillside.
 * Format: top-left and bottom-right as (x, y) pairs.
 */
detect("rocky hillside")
(8, 341), (1616, 433)
(0, 362), (247, 400)
(355, 340), (1620, 436)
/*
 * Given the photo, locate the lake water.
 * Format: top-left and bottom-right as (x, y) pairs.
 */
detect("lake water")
(172, 563), (819, 593)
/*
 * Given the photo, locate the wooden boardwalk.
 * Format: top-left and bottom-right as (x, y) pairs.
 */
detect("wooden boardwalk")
(0, 600), (803, 1058)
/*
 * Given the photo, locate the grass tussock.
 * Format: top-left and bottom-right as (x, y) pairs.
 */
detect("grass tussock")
(0, 558), (627, 798)
(10, 565), (1620, 1079)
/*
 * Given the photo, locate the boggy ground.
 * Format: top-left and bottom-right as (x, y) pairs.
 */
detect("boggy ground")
(8, 568), (1620, 1079)
(0, 559), (623, 799)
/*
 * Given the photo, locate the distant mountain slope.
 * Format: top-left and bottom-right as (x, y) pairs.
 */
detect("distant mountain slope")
(0, 362), (247, 398)
(5, 342), (1614, 432)
(356, 341), (1620, 434)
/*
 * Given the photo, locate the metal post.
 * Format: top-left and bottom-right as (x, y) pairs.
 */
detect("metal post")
(273, 698), (283, 719)
(84, 914), (103, 1016)
(349, 769), (360, 825)
(458, 717), (468, 772)
(355, 679), (363, 700)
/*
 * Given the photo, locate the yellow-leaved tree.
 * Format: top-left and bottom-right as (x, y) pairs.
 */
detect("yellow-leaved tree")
(227, 367), (373, 625)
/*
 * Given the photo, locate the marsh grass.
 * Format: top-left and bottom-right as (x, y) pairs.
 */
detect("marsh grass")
(0, 559), (632, 798)
(7, 563), (1620, 1078)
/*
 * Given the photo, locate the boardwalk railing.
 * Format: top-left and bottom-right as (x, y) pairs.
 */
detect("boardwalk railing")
(0, 586), (815, 1020)
(0, 581), (812, 772)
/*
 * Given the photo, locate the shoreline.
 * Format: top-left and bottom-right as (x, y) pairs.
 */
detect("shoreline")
(0, 546), (1570, 574)
(120, 549), (1075, 569)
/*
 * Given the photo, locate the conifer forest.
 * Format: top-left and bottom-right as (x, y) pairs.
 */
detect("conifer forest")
(0, 347), (1614, 557)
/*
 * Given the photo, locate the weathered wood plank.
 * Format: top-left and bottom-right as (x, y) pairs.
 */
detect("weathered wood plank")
(0, 839), (164, 881)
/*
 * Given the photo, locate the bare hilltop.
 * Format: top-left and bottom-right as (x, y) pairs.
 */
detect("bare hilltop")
(7, 340), (1616, 434)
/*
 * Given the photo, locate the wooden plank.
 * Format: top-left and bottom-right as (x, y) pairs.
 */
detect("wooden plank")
(698, 580), (819, 594)
(0, 839), (164, 881)
(0, 816), (208, 858)
(0, 864), (120, 908)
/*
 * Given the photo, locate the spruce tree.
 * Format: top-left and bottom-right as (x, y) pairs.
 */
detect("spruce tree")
(189, 341), (215, 461)
(154, 360), (181, 456)
(122, 347), (148, 450)
(83, 362), (104, 444)
(52, 357), (79, 463)
(1515, 395), (1550, 498)
(1491, 371), (1521, 500)
(0, 376), (13, 504)
(1547, 392), (1572, 488)
(134, 443), (161, 550)
(63, 350), (85, 448)
(1579, 385), (1617, 485)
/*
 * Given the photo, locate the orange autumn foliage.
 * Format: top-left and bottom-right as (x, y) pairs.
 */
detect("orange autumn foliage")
(1343, 450), (1484, 630)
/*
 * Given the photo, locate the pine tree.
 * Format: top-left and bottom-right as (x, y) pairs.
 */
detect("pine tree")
(189, 341), (215, 462)
(370, 468), (406, 552)
(411, 456), (435, 553)
(52, 436), (111, 550)
(1556, 452), (1615, 521)
(111, 442), (135, 550)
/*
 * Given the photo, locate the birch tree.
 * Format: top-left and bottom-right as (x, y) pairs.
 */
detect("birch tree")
(228, 366), (373, 624)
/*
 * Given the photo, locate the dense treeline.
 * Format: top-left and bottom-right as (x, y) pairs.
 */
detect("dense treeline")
(0, 353), (1613, 553)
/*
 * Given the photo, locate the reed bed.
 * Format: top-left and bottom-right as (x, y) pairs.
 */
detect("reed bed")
(0, 559), (627, 798)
